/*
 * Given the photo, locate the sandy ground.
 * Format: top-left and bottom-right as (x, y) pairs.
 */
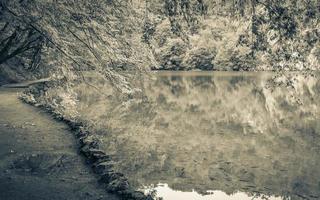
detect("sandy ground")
(0, 88), (119, 200)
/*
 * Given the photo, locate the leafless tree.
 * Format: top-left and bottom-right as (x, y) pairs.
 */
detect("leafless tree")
(0, 4), (44, 68)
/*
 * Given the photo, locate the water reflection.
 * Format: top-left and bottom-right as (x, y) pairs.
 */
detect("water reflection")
(77, 72), (320, 200)
(143, 183), (285, 200)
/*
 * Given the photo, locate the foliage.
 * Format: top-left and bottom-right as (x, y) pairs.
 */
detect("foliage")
(0, 3), (44, 67)
(143, 0), (320, 71)
(183, 47), (216, 70)
(0, 0), (157, 92)
(249, 0), (320, 70)
(153, 37), (188, 70)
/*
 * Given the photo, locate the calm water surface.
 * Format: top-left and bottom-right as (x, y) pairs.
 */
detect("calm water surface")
(80, 72), (320, 200)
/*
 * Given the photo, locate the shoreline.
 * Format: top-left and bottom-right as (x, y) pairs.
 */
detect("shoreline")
(19, 88), (152, 200)
(0, 88), (120, 200)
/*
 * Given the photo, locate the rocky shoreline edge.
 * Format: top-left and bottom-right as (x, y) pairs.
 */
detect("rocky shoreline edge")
(20, 90), (154, 200)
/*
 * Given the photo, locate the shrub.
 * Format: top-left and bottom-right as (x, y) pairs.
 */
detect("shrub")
(183, 47), (216, 70)
(153, 38), (188, 70)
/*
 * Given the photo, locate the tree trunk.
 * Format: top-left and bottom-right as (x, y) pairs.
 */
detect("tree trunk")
(251, 0), (256, 57)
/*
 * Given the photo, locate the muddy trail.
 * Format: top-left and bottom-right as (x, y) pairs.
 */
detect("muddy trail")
(0, 88), (119, 200)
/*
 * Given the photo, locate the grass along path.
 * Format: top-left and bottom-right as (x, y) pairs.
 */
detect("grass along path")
(0, 87), (119, 200)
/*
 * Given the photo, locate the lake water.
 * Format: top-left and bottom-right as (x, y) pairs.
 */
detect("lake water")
(78, 71), (320, 200)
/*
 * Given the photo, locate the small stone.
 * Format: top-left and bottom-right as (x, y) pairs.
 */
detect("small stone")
(79, 136), (98, 148)
(99, 172), (124, 184)
(80, 144), (91, 156)
(92, 161), (114, 174)
(106, 177), (130, 192)
(90, 150), (108, 162)
(76, 130), (88, 138)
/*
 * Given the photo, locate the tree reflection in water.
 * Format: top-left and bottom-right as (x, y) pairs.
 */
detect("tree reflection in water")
(79, 72), (320, 200)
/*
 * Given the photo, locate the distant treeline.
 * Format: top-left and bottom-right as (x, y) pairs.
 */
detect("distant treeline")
(145, 0), (319, 70)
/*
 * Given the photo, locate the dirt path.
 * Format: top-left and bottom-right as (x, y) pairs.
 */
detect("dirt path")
(0, 88), (119, 200)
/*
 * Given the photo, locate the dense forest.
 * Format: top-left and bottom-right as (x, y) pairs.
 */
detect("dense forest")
(0, 0), (154, 86)
(0, 0), (319, 84)
(146, 0), (320, 70)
